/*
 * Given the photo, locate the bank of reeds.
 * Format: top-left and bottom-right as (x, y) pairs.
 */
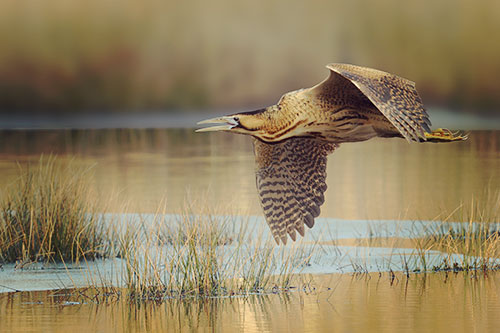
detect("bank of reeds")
(114, 203), (315, 300)
(0, 156), (108, 264)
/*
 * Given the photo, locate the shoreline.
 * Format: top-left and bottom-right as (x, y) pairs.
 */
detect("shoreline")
(0, 109), (499, 130)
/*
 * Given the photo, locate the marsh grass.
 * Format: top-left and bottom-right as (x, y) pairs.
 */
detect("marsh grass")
(0, 156), (317, 300)
(2, 155), (498, 300)
(401, 191), (500, 273)
(0, 155), (108, 264)
(85, 198), (316, 300)
(115, 189), (500, 300)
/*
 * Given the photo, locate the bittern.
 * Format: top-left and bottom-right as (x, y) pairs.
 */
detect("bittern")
(196, 63), (466, 245)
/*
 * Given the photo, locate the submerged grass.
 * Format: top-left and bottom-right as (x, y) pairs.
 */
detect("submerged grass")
(0, 155), (108, 264)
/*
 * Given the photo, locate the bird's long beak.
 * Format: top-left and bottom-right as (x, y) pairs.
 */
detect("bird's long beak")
(195, 116), (238, 132)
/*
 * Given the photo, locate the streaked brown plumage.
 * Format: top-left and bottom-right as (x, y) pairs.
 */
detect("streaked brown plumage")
(196, 63), (467, 244)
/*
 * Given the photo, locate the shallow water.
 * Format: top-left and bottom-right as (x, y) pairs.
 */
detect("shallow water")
(0, 128), (499, 331)
(0, 216), (480, 293)
(0, 129), (498, 220)
(1, 272), (500, 332)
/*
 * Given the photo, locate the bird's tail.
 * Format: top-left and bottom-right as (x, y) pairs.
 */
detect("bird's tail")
(422, 128), (469, 142)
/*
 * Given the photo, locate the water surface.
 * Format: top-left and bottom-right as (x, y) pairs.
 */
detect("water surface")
(1, 272), (499, 332)
(0, 128), (499, 332)
(0, 129), (498, 220)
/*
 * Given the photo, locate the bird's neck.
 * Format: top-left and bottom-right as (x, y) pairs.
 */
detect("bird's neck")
(249, 104), (307, 142)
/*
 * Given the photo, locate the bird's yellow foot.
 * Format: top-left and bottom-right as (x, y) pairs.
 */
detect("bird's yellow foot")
(424, 128), (468, 142)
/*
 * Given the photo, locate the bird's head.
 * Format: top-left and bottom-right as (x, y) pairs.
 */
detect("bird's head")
(196, 109), (269, 138)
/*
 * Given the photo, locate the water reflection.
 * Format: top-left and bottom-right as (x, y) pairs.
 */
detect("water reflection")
(0, 129), (498, 220)
(1, 272), (499, 332)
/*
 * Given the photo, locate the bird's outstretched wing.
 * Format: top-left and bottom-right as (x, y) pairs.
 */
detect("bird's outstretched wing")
(253, 137), (337, 244)
(309, 63), (432, 142)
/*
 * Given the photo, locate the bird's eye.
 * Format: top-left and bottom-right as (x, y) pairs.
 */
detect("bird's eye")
(234, 117), (239, 122)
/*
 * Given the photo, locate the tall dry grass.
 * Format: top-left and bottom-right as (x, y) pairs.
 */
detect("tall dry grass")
(0, 155), (108, 264)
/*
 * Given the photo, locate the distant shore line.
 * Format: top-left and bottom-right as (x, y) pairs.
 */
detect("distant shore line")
(0, 109), (499, 130)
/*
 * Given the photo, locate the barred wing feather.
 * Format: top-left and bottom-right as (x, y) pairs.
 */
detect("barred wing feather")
(253, 137), (337, 244)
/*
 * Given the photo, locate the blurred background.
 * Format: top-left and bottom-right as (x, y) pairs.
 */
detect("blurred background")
(1, 0), (499, 117)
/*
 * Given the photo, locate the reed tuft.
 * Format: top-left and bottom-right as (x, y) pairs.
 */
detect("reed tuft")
(113, 202), (312, 300)
(407, 190), (500, 273)
(0, 155), (108, 264)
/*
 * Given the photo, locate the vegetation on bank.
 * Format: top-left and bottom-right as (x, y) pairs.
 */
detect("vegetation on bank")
(0, 156), (108, 264)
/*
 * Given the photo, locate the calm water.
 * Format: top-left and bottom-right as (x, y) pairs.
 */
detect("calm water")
(0, 129), (498, 219)
(0, 129), (499, 332)
(1, 272), (500, 332)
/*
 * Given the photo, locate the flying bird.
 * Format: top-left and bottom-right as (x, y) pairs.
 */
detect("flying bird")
(196, 63), (466, 245)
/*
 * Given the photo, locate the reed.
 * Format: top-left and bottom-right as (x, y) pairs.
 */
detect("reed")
(111, 201), (315, 300)
(0, 155), (108, 264)
(407, 190), (500, 273)
(115, 191), (500, 300)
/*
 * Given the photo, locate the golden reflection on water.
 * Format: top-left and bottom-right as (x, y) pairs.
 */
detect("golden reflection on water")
(0, 129), (498, 220)
(0, 272), (499, 332)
